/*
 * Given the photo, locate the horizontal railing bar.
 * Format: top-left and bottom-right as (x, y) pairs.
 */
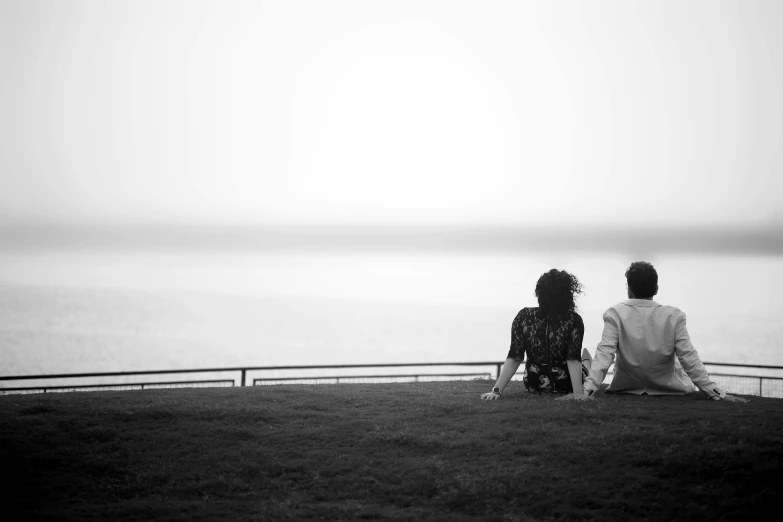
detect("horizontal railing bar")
(702, 362), (783, 369)
(0, 362), (504, 381)
(1, 361), (781, 382)
(253, 372), (491, 383)
(0, 379), (235, 392)
(138, 379), (235, 387)
(710, 373), (783, 380)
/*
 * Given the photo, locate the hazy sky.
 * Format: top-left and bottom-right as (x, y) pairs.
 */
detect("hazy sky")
(1, 0), (781, 228)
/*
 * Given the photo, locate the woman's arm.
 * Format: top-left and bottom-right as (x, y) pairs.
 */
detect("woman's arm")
(567, 359), (586, 397)
(481, 358), (522, 400)
(556, 360), (589, 401)
(559, 313), (588, 401)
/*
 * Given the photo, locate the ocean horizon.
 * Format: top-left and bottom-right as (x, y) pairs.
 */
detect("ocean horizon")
(2, 244), (782, 388)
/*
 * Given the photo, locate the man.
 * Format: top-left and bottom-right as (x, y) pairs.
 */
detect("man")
(583, 261), (747, 402)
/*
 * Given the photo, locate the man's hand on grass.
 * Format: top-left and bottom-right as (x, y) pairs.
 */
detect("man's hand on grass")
(705, 386), (749, 402)
(717, 394), (749, 403)
(555, 393), (589, 401)
(480, 392), (501, 400)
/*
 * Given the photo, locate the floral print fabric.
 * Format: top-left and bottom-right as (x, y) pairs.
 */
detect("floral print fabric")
(506, 308), (585, 394)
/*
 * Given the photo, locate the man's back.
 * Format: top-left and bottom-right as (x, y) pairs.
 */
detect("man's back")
(586, 299), (715, 395)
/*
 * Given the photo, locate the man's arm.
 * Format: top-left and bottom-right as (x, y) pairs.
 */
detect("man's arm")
(674, 313), (748, 402)
(674, 313), (719, 395)
(584, 311), (619, 395)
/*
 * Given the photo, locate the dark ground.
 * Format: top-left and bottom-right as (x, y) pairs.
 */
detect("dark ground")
(1, 381), (780, 521)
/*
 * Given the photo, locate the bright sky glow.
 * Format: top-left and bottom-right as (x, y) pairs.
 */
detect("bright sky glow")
(1, 0), (781, 227)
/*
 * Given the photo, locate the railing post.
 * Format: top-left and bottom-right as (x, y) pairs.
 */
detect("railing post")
(241, 369), (247, 387)
(760, 378), (763, 397)
(496, 363), (502, 380)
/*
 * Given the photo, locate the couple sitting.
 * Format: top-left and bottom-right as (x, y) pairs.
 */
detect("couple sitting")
(481, 261), (747, 402)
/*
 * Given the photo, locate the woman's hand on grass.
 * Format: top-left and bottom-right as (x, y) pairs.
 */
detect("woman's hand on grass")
(481, 392), (501, 400)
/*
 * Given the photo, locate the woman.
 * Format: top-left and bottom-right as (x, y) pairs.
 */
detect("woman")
(481, 269), (591, 401)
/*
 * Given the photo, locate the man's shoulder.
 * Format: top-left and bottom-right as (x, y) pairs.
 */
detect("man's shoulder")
(600, 304), (622, 325)
(605, 301), (686, 321)
(603, 302), (627, 315)
(651, 303), (686, 318)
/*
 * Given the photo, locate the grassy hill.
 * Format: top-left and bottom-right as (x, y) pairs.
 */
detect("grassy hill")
(1, 382), (780, 521)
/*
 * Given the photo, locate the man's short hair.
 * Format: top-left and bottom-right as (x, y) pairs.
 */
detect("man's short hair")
(625, 261), (658, 299)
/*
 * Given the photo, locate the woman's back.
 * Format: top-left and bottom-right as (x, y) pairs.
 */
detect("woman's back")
(508, 307), (584, 393)
(481, 268), (587, 400)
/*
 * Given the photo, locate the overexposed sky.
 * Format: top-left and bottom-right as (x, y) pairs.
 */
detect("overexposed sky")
(1, 0), (781, 227)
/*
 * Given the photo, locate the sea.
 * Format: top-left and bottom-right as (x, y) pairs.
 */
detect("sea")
(2, 248), (782, 389)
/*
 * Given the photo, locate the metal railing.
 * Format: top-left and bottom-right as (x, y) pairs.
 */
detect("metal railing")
(0, 362), (504, 395)
(1, 361), (781, 397)
(0, 379), (235, 395)
(253, 372), (492, 386)
(702, 362), (783, 398)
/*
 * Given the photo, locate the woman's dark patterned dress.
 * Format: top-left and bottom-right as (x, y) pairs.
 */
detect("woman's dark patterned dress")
(506, 308), (586, 394)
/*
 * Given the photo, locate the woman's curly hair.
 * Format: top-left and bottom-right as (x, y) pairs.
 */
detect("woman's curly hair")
(535, 269), (583, 318)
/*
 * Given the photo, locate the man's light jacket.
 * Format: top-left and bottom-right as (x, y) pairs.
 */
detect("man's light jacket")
(584, 299), (719, 396)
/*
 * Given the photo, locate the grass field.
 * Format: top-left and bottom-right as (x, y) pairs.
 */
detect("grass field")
(2, 381), (781, 521)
